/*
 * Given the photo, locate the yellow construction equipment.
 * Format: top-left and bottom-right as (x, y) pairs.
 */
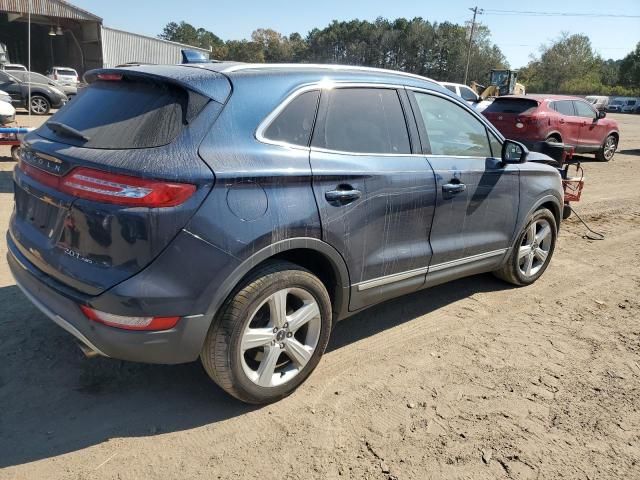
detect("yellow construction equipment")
(471, 69), (526, 100)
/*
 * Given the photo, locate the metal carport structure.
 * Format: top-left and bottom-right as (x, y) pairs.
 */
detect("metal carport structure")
(0, 0), (209, 76)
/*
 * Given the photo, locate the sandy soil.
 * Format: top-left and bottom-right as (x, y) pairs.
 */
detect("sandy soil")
(0, 112), (639, 480)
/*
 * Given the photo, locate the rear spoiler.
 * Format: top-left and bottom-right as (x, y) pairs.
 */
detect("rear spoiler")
(84, 65), (231, 104)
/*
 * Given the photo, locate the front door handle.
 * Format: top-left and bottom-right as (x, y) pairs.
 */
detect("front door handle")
(442, 182), (467, 196)
(325, 188), (362, 204)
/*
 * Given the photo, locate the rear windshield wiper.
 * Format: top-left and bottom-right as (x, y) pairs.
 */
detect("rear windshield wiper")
(46, 121), (90, 142)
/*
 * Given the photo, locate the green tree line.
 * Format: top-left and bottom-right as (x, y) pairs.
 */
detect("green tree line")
(519, 34), (640, 96)
(159, 20), (639, 96)
(159, 18), (507, 84)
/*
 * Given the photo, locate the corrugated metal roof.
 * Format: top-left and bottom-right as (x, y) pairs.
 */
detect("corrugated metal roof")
(101, 27), (210, 68)
(0, 0), (101, 21)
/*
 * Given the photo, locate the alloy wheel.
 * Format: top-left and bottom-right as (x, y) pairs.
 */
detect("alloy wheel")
(603, 136), (617, 161)
(30, 97), (48, 114)
(240, 288), (322, 388)
(518, 219), (552, 278)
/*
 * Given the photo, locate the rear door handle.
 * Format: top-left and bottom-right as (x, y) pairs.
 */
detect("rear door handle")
(325, 188), (362, 204)
(442, 183), (466, 196)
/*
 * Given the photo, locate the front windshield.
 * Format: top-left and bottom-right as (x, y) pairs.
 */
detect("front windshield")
(1, 71), (19, 83)
(491, 71), (508, 85)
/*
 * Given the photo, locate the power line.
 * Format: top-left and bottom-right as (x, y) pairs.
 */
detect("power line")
(499, 44), (631, 50)
(483, 9), (640, 18)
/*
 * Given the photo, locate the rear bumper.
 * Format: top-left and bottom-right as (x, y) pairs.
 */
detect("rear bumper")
(7, 239), (213, 364)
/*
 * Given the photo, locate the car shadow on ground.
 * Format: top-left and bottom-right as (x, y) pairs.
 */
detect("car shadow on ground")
(618, 149), (640, 156)
(567, 154), (600, 163)
(0, 273), (513, 468)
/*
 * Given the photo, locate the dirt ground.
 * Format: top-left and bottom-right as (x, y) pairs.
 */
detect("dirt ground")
(0, 111), (639, 480)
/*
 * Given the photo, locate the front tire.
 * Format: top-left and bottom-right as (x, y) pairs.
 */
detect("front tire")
(11, 145), (20, 162)
(201, 260), (332, 404)
(596, 134), (617, 162)
(29, 95), (50, 115)
(494, 208), (557, 286)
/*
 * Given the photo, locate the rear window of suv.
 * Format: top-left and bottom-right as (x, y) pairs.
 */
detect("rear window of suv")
(483, 98), (539, 114)
(55, 68), (77, 76)
(38, 78), (208, 149)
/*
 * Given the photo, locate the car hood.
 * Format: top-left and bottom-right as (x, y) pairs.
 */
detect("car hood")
(526, 151), (561, 167)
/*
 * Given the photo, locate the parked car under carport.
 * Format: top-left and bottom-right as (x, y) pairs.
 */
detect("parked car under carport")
(0, 70), (67, 114)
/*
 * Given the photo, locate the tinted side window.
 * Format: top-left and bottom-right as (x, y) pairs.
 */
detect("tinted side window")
(444, 85), (457, 93)
(552, 100), (575, 116)
(573, 101), (596, 119)
(312, 88), (411, 154)
(263, 90), (319, 146)
(413, 92), (491, 157)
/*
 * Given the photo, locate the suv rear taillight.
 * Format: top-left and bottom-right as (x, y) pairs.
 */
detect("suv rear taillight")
(19, 162), (195, 207)
(80, 306), (180, 331)
(60, 168), (196, 207)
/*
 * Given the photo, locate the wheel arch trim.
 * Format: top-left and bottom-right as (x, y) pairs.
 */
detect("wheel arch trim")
(525, 194), (562, 230)
(545, 131), (563, 142)
(204, 237), (351, 321)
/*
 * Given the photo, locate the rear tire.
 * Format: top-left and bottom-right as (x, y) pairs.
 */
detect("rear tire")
(493, 208), (557, 286)
(200, 260), (332, 404)
(596, 134), (617, 162)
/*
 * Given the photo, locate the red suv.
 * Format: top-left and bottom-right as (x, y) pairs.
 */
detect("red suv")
(482, 95), (620, 161)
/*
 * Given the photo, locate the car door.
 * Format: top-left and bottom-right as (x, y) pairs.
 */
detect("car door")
(408, 89), (519, 280)
(550, 100), (581, 146)
(0, 71), (23, 105)
(309, 86), (437, 310)
(573, 100), (603, 150)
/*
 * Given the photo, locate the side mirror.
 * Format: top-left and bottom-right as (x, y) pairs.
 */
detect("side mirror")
(502, 139), (528, 164)
(597, 110), (606, 119)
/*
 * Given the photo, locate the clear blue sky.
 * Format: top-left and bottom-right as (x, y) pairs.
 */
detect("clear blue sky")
(75, 0), (640, 68)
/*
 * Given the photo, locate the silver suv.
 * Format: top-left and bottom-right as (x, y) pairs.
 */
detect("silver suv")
(46, 67), (79, 86)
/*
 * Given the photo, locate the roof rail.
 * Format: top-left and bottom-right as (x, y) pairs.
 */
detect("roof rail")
(220, 63), (438, 85)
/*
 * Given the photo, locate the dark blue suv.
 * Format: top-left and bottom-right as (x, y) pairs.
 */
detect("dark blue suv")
(7, 63), (563, 403)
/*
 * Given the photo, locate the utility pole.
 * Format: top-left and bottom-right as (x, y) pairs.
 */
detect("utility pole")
(28, 0), (31, 117)
(463, 6), (483, 85)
